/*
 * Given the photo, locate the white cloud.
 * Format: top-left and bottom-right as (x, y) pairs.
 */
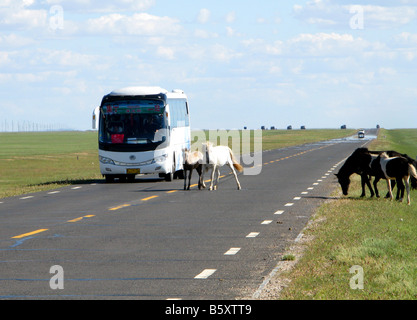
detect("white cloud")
(225, 11), (236, 23)
(293, 1), (417, 29)
(44, 0), (156, 13)
(197, 8), (210, 24)
(194, 29), (219, 39)
(85, 13), (182, 36)
(0, 33), (36, 47)
(0, 5), (48, 29)
(156, 46), (175, 60)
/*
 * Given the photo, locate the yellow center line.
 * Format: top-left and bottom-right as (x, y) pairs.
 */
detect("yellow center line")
(109, 204), (131, 211)
(67, 215), (96, 223)
(166, 190), (178, 194)
(12, 229), (49, 239)
(142, 195), (159, 201)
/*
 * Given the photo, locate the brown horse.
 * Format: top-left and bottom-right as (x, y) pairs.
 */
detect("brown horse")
(183, 149), (203, 190)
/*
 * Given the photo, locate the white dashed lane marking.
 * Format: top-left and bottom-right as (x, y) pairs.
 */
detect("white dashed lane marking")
(194, 269), (217, 279)
(19, 196), (34, 200)
(246, 232), (259, 238)
(224, 248), (241, 255)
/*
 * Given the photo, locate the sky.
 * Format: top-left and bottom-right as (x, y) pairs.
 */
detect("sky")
(1, 0), (417, 131)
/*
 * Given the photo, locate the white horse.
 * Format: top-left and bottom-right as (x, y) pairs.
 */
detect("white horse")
(378, 152), (417, 205)
(200, 142), (243, 190)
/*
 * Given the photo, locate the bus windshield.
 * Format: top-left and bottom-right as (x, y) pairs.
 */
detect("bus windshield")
(99, 100), (167, 145)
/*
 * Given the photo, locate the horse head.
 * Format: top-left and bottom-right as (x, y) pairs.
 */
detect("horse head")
(334, 172), (350, 196)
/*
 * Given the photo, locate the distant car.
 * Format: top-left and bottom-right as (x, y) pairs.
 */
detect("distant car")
(300, 125), (306, 130)
(358, 130), (365, 138)
(270, 126), (275, 130)
(341, 125), (347, 129)
(287, 125), (292, 130)
(261, 126), (266, 130)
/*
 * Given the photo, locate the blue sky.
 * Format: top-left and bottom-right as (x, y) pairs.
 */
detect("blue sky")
(1, 0), (417, 131)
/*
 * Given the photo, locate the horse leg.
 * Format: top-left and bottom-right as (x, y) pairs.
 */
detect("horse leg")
(373, 176), (380, 198)
(384, 179), (396, 198)
(200, 165), (207, 189)
(360, 174), (373, 197)
(197, 164), (202, 190)
(209, 165), (216, 191)
(386, 178), (393, 200)
(183, 169), (187, 190)
(360, 175), (366, 197)
(395, 178), (404, 201)
(214, 167), (220, 190)
(228, 163), (242, 190)
(365, 175), (374, 197)
(187, 169), (192, 190)
(405, 177), (411, 205)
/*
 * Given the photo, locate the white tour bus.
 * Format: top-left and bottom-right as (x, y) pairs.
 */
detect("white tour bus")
(93, 87), (191, 182)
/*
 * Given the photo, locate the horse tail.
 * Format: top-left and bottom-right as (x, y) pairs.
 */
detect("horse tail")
(409, 163), (417, 180)
(229, 148), (243, 172)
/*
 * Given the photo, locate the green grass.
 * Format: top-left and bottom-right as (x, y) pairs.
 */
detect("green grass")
(261, 129), (356, 151)
(278, 128), (417, 300)
(0, 129), (354, 199)
(0, 131), (101, 198)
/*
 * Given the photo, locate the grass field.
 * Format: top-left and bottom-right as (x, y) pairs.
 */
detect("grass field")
(277, 128), (417, 300)
(0, 131), (101, 198)
(0, 129), (355, 199)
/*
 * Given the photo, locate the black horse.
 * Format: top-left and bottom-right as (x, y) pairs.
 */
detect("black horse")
(335, 148), (417, 198)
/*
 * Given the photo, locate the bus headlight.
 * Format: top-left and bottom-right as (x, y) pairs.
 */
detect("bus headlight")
(99, 156), (115, 165)
(152, 154), (168, 164)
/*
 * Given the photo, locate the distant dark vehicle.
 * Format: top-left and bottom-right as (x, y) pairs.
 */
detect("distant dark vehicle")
(244, 126), (247, 130)
(300, 125), (306, 130)
(270, 126), (275, 130)
(341, 125), (347, 129)
(376, 124), (380, 129)
(287, 125), (292, 130)
(261, 126), (266, 130)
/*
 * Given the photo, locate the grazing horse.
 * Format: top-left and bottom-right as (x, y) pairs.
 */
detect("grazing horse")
(378, 152), (417, 205)
(200, 142), (243, 190)
(335, 148), (417, 198)
(182, 149), (203, 190)
(335, 148), (375, 197)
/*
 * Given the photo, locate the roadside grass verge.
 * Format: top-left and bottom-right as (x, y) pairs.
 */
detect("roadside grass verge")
(277, 129), (417, 300)
(0, 129), (355, 199)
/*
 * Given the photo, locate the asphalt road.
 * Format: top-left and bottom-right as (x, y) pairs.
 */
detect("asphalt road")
(0, 129), (376, 299)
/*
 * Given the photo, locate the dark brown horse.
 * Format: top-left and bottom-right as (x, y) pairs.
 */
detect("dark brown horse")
(183, 149), (203, 190)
